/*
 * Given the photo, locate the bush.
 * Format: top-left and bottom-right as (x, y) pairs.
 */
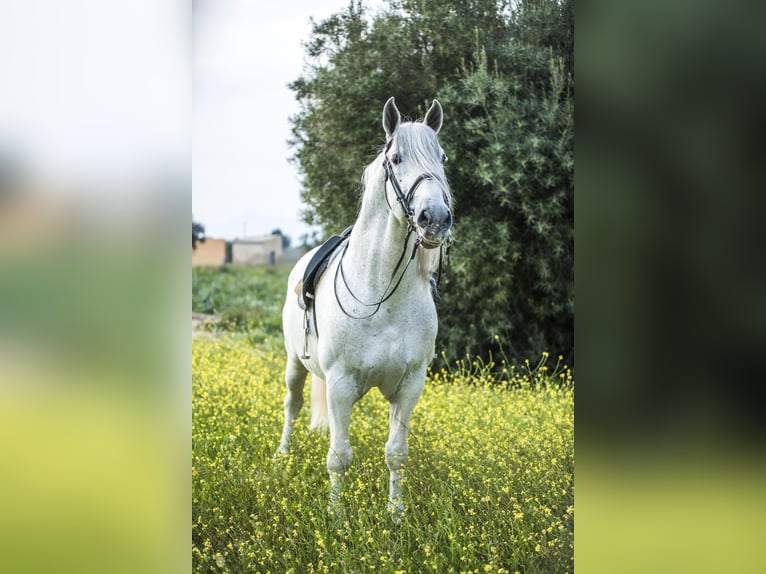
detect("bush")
(289, 0), (573, 364)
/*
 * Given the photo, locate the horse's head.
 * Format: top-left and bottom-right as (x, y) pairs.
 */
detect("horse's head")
(381, 97), (453, 249)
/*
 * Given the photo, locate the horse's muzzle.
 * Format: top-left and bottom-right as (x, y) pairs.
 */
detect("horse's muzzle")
(416, 206), (452, 249)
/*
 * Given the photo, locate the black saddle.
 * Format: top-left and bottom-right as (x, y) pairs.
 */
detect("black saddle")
(300, 225), (353, 309)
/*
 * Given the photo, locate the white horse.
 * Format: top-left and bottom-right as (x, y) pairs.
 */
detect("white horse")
(278, 97), (453, 514)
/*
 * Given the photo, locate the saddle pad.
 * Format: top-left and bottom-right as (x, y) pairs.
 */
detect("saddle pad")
(301, 225), (353, 309)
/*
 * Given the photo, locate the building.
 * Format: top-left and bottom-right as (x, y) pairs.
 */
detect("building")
(232, 235), (283, 265)
(192, 238), (226, 267)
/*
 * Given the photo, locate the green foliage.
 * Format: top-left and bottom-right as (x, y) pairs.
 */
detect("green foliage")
(192, 219), (206, 250)
(271, 228), (292, 249)
(289, 0), (573, 363)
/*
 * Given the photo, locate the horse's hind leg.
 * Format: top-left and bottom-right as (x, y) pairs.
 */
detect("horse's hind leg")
(277, 355), (308, 455)
(309, 375), (329, 430)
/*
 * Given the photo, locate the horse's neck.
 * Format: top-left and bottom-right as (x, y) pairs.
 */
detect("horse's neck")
(344, 176), (425, 298)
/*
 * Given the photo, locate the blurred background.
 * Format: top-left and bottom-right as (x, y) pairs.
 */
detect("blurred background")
(578, 0), (766, 571)
(0, 1), (189, 572)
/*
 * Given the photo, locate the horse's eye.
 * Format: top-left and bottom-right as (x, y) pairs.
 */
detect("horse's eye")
(391, 153), (400, 166)
(442, 153), (448, 163)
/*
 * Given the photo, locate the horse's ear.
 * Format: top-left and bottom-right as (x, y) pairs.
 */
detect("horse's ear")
(423, 99), (443, 133)
(382, 97), (401, 139)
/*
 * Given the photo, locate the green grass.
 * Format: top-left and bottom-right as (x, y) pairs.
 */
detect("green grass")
(192, 335), (574, 574)
(192, 264), (292, 340)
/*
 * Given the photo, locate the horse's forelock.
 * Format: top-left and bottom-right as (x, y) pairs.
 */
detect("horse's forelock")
(386, 123), (451, 200)
(395, 124), (443, 170)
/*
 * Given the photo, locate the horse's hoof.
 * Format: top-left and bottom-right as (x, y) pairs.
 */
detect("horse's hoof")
(387, 501), (405, 524)
(273, 447), (288, 459)
(327, 502), (346, 525)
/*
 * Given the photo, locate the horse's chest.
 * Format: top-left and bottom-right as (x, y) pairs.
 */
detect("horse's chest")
(345, 327), (432, 398)
(344, 314), (434, 358)
(318, 304), (437, 392)
(367, 322), (431, 359)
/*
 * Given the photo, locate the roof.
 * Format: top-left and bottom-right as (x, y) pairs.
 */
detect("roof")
(232, 235), (282, 245)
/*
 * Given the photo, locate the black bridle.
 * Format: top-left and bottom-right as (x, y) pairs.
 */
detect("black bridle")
(332, 138), (451, 320)
(382, 138), (440, 231)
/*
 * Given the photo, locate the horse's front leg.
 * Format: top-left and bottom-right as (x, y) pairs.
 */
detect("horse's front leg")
(386, 372), (426, 515)
(326, 376), (356, 510)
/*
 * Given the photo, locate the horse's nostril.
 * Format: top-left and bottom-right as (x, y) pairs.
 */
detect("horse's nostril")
(417, 209), (431, 228)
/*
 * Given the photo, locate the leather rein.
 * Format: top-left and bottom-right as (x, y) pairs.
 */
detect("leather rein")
(334, 139), (450, 319)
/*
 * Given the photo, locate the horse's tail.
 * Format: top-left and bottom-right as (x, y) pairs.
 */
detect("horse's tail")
(309, 375), (329, 431)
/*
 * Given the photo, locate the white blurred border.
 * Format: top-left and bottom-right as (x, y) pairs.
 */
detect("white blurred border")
(0, 0), (189, 194)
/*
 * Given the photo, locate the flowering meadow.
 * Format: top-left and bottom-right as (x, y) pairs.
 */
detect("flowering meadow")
(192, 333), (573, 574)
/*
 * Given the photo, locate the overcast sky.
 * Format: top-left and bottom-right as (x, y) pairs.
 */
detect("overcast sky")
(1, 1), (187, 192)
(193, 0), (377, 243)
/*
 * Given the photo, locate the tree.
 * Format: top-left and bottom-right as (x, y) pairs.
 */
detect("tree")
(271, 228), (292, 249)
(192, 219), (206, 250)
(289, 0), (573, 364)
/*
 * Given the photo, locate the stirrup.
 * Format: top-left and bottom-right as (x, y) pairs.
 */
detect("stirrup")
(300, 307), (311, 359)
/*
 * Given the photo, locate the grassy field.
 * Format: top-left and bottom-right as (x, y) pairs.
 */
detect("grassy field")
(192, 264), (292, 340)
(192, 265), (574, 573)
